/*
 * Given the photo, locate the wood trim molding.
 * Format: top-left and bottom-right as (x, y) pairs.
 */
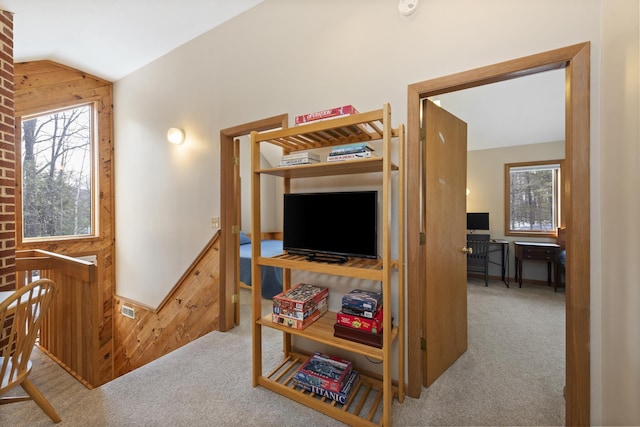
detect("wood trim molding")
(219, 114), (288, 331)
(14, 60), (116, 386)
(407, 42), (590, 426)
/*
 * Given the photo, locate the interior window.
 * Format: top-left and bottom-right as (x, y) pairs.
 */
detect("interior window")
(20, 103), (97, 241)
(505, 160), (562, 237)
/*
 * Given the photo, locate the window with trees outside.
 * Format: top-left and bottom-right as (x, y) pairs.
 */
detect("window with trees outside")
(505, 160), (562, 237)
(20, 104), (97, 241)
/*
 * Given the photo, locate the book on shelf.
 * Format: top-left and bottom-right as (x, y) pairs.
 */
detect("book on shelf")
(294, 352), (353, 393)
(272, 283), (329, 313)
(294, 104), (359, 125)
(281, 152), (321, 161)
(279, 158), (321, 167)
(271, 302), (327, 330)
(329, 142), (374, 155)
(326, 151), (376, 162)
(294, 369), (360, 404)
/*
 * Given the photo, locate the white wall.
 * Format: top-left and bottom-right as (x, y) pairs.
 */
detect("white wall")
(114, 0), (600, 302)
(600, 0), (640, 423)
(112, 0), (640, 423)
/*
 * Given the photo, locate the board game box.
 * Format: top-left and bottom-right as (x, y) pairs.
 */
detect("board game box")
(294, 104), (359, 125)
(334, 323), (383, 348)
(273, 296), (327, 320)
(341, 289), (383, 313)
(336, 307), (384, 334)
(294, 369), (360, 404)
(271, 302), (327, 330)
(273, 283), (329, 313)
(294, 352), (353, 393)
(341, 305), (379, 319)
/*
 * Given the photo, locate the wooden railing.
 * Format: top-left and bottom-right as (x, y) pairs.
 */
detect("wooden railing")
(16, 249), (99, 389)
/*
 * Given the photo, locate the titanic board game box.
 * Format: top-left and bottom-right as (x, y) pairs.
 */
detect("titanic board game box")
(294, 352), (353, 393)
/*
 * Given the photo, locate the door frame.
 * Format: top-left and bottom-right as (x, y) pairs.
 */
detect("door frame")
(219, 114), (288, 332)
(407, 42), (590, 426)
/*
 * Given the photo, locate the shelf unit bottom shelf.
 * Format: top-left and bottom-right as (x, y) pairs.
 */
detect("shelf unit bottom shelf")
(258, 352), (398, 427)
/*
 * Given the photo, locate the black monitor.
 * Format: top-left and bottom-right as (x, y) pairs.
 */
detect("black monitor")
(467, 212), (490, 231)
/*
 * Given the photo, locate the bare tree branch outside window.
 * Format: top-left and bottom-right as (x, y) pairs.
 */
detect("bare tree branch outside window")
(21, 104), (94, 239)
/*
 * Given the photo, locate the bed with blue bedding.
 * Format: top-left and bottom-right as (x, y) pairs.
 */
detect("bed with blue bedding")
(239, 231), (283, 299)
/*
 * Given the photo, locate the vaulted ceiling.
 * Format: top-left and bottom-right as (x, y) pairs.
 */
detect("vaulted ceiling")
(1, 0), (564, 150)
(2, 0), (263, 81)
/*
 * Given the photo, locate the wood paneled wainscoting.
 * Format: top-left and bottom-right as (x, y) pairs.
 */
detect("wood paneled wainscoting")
(113, 232), (221, 377)
(16, 249), (102, 388)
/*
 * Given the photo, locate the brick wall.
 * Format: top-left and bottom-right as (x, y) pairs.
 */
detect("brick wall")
(0, 10), (14, 291)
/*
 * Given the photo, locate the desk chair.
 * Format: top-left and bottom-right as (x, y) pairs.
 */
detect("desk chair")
(0, 279), (60, 423)
(467, 234), (491, 286)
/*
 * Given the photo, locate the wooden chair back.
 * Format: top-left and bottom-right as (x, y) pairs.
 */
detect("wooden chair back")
(0, 279), (60, 422)
(557, 227), (567, 249)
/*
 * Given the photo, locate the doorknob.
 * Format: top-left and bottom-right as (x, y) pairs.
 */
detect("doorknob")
(462, 246), (473, 254)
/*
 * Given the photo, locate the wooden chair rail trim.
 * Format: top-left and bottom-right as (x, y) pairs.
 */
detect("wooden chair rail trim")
(114, 230), (221, 314)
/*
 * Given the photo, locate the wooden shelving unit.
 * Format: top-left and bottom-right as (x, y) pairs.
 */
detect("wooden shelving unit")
(250, 103), (405, 426)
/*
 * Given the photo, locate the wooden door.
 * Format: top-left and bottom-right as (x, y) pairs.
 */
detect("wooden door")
(421, 99), (468, 386)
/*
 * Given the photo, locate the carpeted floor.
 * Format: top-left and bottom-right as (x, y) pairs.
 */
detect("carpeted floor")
(1, 279), (565, 426)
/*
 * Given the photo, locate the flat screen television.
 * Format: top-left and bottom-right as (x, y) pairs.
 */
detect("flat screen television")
(283, 191), (378, 261)
(467, 212), (490, 231)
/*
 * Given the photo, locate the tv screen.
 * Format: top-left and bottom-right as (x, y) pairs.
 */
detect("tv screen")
(467, 212), (490, 231)
(283, 191), (378, 260)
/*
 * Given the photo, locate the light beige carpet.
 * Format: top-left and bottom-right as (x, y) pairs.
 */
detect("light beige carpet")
(1, 280), (565, 426)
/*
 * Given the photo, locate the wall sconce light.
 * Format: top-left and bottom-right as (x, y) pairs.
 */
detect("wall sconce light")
(167, 127), (185, 145)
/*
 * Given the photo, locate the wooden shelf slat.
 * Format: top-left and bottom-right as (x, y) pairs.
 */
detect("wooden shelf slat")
(258, 311), (398, 361)
(258, 157), (398, 179)
(257, 253), (395, 281)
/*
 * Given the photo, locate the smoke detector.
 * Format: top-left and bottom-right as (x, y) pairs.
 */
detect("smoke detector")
(398, 0), (419, 17)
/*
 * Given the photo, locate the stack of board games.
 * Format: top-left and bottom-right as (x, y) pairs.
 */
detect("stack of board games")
(272, 283), (328, 330)
(279, 151), (321, 166)
(327, 142), (376, 162)
(293, 352), (360, 404)
(334, 289), (385, 348)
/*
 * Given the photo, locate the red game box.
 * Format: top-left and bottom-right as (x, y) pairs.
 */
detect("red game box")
(336, 307), (384, 334)
(294, 105), (359, 125)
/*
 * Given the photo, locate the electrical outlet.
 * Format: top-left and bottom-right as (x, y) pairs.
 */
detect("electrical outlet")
(211, 216), (220, 228)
